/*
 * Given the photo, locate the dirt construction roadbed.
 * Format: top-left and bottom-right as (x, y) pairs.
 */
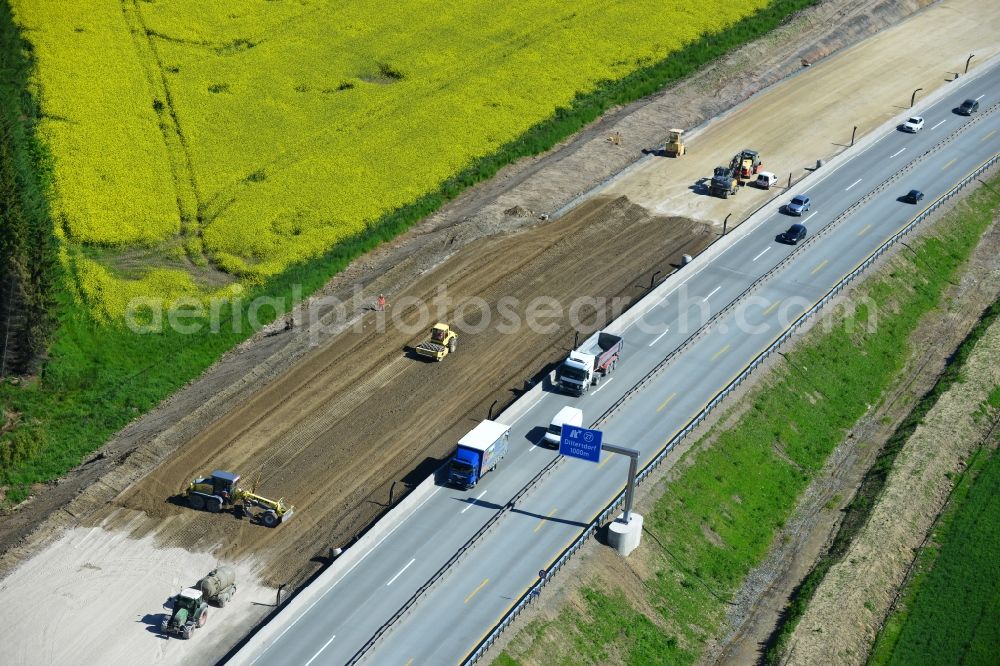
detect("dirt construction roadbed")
(103, 196), (710, 583)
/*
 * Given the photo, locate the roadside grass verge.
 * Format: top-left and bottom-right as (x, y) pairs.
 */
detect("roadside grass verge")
(497, 175), (1000, 665)
(763, 297), (1000, 664)
(867, 411), (1000, 665)
(0, 0), (819, 506)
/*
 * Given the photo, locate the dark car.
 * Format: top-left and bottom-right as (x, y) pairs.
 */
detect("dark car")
(784, 194), (811, 216)
(778, 223), (807, 245)
(902, 189), (924, 204)
(957, 98), (980, 115)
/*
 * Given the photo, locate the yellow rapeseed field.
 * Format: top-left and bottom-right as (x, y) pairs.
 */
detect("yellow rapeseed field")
(12, 0), (770, 320)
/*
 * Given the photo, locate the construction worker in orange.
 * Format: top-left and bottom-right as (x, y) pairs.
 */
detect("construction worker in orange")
(376, 294), (387, 311)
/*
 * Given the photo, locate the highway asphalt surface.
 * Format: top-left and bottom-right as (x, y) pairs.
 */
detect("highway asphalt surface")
(244, 64), (999, 666)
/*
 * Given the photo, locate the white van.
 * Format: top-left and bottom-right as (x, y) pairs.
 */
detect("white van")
(755, 171), (778, 189)
(543, 406), (584, 447)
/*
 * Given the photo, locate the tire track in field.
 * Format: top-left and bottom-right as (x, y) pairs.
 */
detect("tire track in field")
(196, 7), (596, 227)
(120, 0), (206, 264)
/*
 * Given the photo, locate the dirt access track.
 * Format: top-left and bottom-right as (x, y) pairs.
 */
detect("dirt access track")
(2, 0), (998, 662)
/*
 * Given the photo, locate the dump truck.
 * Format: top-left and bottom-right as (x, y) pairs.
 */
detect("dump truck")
(199, 566), (237, 607)
(415, 323), (457, 361)
(161, 588), (209, 639)
(448, 420), (511, 489)
(186, 470), (295, 527)
(558, 331), (623, 396)
(709, 165), (738, 198)
(735, 149), (763, 183)
(664, 129), (685, 157)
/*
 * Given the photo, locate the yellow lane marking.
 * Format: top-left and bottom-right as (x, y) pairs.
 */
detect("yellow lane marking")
(404, 659), (413, 666)
(597, 453), (613, 468)
(857, 223), (872, 237)
(711, 344), (731, 362)
(533, 508), (558, 533)
(464, 579), (489, 604)
(810, 258), (829, 275)
(656, 392), (677, 413)
(763, 299), (782, 316)
(982, 129), (997, 142)
(942, 157), (957, 170)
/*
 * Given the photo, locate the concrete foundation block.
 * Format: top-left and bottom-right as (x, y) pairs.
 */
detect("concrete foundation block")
(607, 512), (643, 557)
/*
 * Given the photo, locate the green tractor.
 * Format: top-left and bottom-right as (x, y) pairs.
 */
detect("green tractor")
(161, 587), (209, 639)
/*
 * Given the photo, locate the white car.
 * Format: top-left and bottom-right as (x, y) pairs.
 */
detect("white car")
(901, 116), (924, 133)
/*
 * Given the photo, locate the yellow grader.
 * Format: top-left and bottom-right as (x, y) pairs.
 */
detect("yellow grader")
(185, 470), (294, 527)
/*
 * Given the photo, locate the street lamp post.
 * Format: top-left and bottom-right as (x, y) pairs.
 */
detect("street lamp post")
(966, 54), (975, 74)
(910, 88), (924, 108)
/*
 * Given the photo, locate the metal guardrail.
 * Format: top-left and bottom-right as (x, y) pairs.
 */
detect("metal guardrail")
(346, 103), (998, 665)
(461, 149), (1000, 665)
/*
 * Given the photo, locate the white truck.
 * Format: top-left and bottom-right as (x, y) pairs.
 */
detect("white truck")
(543, 406), (584, 447)
(557, 331), (623, 396)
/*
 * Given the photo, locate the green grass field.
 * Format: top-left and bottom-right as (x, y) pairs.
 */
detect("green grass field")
(764, 297), (1000, 663)
(868, 419), (1000, 665)
(498, 176), (1000, 665)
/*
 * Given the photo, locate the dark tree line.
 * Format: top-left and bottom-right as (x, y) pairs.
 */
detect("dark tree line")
(0, 3), (59, 377)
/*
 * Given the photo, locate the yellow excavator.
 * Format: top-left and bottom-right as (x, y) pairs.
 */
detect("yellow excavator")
(185, 470), (295, 527)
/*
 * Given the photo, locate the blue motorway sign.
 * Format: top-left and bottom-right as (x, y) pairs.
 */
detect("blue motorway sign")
(559, 426), (603, 463)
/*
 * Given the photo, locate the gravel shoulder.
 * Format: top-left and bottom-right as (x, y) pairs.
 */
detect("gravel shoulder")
(0, 525), (274, 665)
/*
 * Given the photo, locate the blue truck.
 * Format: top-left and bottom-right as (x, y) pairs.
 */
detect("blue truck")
(448, 420), (511, 489)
